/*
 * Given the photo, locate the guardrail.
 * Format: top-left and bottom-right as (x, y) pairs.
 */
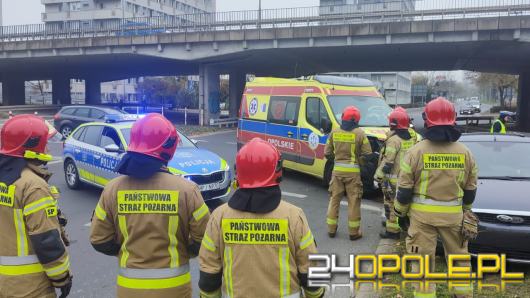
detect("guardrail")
(1, 0), (530, 41)
(209, 117), (238, 128)
(0, 105), (61, 113)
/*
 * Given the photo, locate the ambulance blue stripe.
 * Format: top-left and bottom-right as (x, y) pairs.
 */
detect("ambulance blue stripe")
(240, 119), (328, 144)
(240, 119), (267, 134)
(266, 123), (299, 139)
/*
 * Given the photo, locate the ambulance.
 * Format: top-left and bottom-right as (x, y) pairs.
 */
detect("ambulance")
(236, 75), (392, 192)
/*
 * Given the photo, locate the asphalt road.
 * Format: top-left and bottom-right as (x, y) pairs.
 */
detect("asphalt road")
(45, 131), (383, 298)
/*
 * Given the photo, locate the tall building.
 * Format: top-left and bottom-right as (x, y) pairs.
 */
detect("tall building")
(320, 0), (413, 105)
(42, 0), (216, 28)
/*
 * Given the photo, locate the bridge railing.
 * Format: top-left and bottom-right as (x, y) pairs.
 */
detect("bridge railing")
(2, 0), (530, 41)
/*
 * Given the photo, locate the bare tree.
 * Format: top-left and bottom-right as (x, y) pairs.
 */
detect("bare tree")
(466, 72), (518, 107)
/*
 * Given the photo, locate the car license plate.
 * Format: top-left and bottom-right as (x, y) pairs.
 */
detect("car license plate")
(199, 182), (221, 191)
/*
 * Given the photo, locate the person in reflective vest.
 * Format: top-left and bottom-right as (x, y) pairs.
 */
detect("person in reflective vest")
(325, 106), (372, 240)
(490, 111), (511, 134)
(89, 113), (210, 298)
(395, 98), (478, 298)
(375, 107), (418, 239)
(198, 138), (324, 298)
(0, 115), (72, 298)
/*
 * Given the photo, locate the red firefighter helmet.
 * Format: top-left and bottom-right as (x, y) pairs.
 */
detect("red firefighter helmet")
(423, 97), (456, 128)
(236, 138), (282, 189)
(341, 106), (361, 123)
(388, 107), (410, 129)
(127, 113), (179, 162)
(0, 114), (52, 161)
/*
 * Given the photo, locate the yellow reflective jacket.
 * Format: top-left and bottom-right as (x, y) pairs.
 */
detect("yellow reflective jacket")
(90, 172), (210, 298)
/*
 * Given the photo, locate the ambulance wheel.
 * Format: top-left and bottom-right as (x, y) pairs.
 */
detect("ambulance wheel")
(64, 159), (81, 190)
(322, 161), (333, 187)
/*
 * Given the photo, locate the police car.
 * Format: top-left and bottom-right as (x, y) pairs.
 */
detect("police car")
(62, 115), (231, 207)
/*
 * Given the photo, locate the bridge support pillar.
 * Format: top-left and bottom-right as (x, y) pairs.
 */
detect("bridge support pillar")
(199, 65), (220, 126)
(517, 73), (530, 132)
(52, 78), (71, 105)
(1, 78), (26, 105)
(229, 71), (246, 118)
(85, 79), (102, 105)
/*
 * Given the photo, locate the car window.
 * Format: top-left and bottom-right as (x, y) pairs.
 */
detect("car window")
(91, 109), (106, 119)
(327, 95), (392, 127)
(268, 96), (300, 126)
(71, 127), (86, 141)
(74, 108), (91, 118)
(463, 141), (530, 178)
(100, 127), (122, 148)
(61, 108), (76, 115)
(306, 97), (330, 130)
(83, 126), (103, 146)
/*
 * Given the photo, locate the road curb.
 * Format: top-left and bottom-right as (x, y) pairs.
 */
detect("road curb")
(191, 129), (236, 138)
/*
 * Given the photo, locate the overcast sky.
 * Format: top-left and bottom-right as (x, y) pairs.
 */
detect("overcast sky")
(1, 0), (319, 25)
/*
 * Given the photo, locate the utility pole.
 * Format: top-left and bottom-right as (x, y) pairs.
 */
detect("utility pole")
(0, 0), (3, 27)
(258, 0), (261, 29)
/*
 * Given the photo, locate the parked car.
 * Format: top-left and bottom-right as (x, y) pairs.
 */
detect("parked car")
(62, 116), (231, 209)
(460, 133), (530, 263)
(53, 106), (127, 138)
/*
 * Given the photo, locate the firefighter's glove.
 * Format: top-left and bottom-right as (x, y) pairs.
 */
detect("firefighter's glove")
(462, 210), (479, 242)
(58, 210), (70, 246)
(397, 216), (410, 231)
(53, 273), (73, 298)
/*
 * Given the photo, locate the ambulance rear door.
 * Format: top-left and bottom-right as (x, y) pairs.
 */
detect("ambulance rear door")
(266, 96), (301, 163)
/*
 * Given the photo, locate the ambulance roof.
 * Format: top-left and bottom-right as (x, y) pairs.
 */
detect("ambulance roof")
(248, 75), (376, 88)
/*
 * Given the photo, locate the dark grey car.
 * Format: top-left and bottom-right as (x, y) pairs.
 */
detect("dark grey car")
(53, 106), (126, 138)
(461, 133), (530, 264)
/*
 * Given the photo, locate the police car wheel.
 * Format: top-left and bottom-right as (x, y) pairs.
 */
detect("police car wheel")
(60, 125), (73, 138)
(64, 159), (81, 189)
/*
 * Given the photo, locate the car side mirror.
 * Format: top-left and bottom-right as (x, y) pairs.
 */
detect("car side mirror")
(321, 119), (332, 134)
(104, 144), (122, 153)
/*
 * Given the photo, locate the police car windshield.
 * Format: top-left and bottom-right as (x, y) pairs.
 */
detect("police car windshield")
(327, 96), (392, 127)
(463, 141), (530, 178)
(120, 128), (195, 148)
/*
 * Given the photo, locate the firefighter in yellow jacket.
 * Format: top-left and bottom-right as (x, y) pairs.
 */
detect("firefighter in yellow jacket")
(375, 107), (418, 239)
(198, 138), (324, 298)
(0, 115), (72, 298)
(395, 98), (478, 298)
(89, 113), (210, 298)
(325, 106), (372, 240)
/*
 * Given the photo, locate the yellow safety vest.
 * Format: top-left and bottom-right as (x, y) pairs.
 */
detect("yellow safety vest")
(490, 119), (506, 134)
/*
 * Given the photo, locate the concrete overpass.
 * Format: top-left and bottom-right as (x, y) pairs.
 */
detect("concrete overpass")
(2, 2), (530, 129)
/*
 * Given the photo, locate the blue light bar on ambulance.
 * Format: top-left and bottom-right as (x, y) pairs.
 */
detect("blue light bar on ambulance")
(104, 114), (144, 123)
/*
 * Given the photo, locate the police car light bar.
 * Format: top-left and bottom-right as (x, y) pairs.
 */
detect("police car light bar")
(104, 114), (144, 123)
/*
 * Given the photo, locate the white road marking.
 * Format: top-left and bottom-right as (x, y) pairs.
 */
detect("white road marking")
(48, 159), (63, 165)
(84, 222), (92, 227)
(225, 142), (237, 145)
(194, 139), (208, 143)
(340, 201), (382, 212)
(282, 191), (308, 199)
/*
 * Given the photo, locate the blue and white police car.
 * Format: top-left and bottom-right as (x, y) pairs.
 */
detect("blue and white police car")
(62, 115), (231, 208)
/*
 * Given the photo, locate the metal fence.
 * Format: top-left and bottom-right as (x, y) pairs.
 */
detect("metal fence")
(2, 0), (530, 41)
